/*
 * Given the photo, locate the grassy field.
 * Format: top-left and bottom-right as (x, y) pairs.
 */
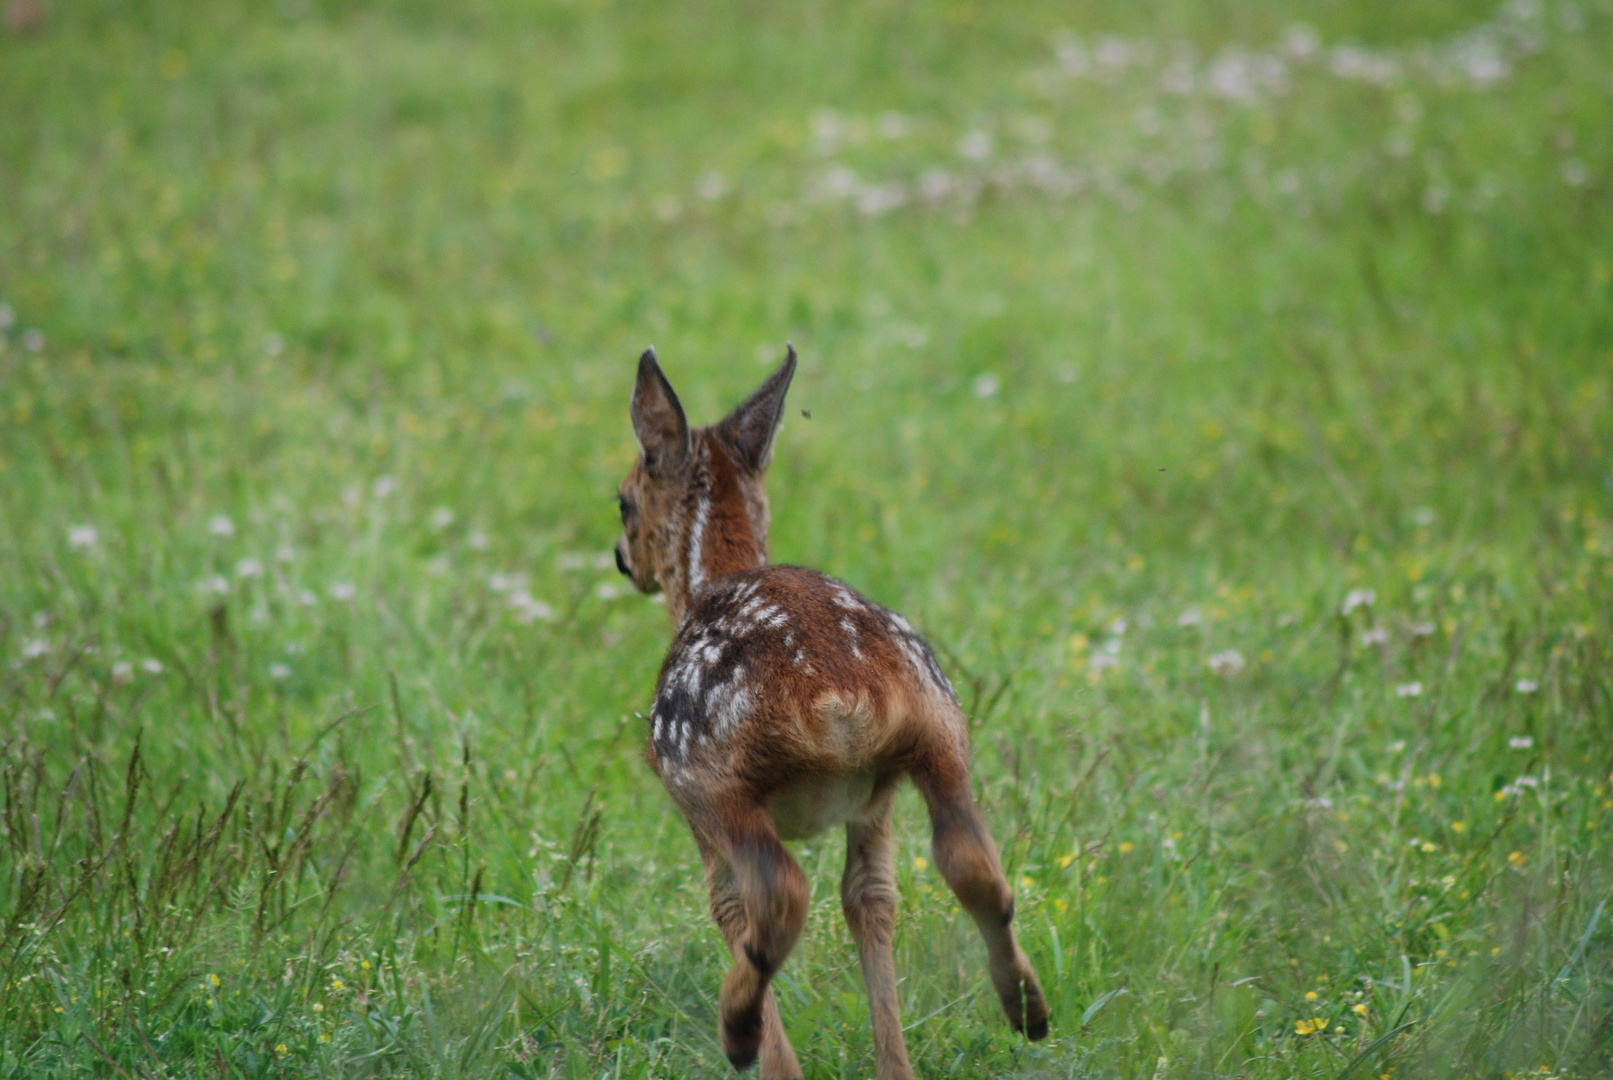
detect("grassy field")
(3, 0), (1612, 1075)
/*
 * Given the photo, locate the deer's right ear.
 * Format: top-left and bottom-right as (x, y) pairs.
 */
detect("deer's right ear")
(631, 347), (690, 478)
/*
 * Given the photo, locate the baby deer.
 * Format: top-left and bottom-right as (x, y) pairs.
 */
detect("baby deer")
(614, 346), (1048, 1078)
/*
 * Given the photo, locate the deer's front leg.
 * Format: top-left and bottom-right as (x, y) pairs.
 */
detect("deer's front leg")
(842, 785), (914, 1080)
(698, 822), (806, 1078)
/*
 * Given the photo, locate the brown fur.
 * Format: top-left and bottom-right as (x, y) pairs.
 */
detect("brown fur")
(615, 347), (1047, 1078)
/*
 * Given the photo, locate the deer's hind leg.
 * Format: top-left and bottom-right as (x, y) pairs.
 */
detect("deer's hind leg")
(695, 805), (809, 1075)
(911, 745), (1049, 1041)
(842, 779), (915, 1080)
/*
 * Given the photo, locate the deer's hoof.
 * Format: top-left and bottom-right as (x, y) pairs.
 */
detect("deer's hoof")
(721, 1011), (763, 1072)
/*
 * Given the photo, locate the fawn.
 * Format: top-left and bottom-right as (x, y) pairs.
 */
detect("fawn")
(613, 346), (1048, 1078)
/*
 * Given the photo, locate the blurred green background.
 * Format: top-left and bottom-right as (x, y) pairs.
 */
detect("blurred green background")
(2, 0), (1611, 1076)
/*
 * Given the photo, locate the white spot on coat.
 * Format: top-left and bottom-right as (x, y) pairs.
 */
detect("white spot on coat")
(687, 495), (710, 591)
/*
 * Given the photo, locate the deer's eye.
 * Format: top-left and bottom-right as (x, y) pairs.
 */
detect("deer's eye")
(617, 494), (634, 523)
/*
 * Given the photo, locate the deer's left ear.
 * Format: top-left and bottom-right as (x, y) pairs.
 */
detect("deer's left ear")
(718, 344), (796, 473)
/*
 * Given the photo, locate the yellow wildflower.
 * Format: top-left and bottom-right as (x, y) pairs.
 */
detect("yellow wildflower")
(913, 855), (927, 871)
(1304, 991), (1318, 1001)
(1353, 1003), (1369, 1016)
(1508, 851), (1525, 867)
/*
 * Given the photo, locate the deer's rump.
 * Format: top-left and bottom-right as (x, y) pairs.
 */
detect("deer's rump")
(646, 565), (961, 800)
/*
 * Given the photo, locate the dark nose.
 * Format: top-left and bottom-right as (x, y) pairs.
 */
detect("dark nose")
(614, 543), (631, 578)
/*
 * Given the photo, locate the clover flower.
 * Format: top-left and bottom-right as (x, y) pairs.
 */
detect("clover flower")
(1341, 588), (1375, 615)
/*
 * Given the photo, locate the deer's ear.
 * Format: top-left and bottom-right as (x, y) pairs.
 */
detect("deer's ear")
(631, 348), (690, 478)
(718, 344), (795, 474)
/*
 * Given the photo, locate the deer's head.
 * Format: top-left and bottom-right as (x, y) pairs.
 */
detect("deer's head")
(614, 346), (795, 625)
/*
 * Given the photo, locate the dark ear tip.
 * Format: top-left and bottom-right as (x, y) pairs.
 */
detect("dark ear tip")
(638, 346), (659, 372)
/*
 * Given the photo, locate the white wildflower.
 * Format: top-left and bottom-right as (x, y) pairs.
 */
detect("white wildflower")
(208, 515), (235, 538)
(697, 171), (731, 201)
(296, 589), (318, 606)
(68, 525), (99, 550)
(1410, 621), (1436, 636)
(1508, 735), (1533, 750)
(1341, 588), (1375, 615)
(330, 582), (356, 602)
(1177, 609), (1204, 628)
(856, 181), (908, 218)
(430, 507), (455, 530)
(372, 475), (397, 499)
(509, 592), (555, 623)
(595, 582), (622, 601)
(275, 545), (295, 563)
(1360, 627), (1389, 646)
(1389, 740), (1406, 753)
(111, 660), (133, 684)
(1283, 24), (1320, 61)
(263, 333), (285, 356)
(1515, 775), (1539, 789)
(1054, 34), (1090, 77)
(236, 557), (263, 579)
(23, 329), (44, 351)
(1207, 649), (1245, 676)
(490, 572), (528, 593)
(1088, 652), (1120, 677)
(1094, 35), (1132, 72)
(268, 663), (291, 681)
(1395, 681), (1423, 697)
(467, 531), (490, 551)
(204, 575), (230, 595)
(918, 169), (958, 205)
(972, 373), (1000, 399)
(957, 131), (994, 161)
(1514, 678), (1539, 694)
(141, 658), (164, 675)
(21, 638), (49, 659)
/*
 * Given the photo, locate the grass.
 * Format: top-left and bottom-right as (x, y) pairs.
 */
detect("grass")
(2, 0), (1612, 1075)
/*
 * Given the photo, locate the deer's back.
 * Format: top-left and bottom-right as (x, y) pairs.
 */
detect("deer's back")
(648, 565), (962, 803)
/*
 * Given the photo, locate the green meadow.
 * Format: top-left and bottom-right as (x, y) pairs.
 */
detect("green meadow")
(2, 0), (1611, 1075)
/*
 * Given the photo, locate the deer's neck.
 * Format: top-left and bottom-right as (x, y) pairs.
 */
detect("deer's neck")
(669, 437), (766, 624)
